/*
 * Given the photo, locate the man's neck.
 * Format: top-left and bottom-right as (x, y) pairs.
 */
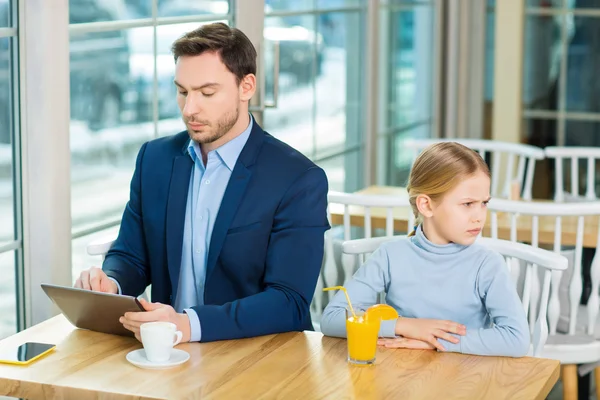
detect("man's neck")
(200, 112), (251, 161)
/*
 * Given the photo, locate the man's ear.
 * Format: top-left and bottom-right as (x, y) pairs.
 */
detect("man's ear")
(239, 74), (256, 102)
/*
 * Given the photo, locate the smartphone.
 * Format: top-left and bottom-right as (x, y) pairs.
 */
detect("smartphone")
(0, 342), (56, 366)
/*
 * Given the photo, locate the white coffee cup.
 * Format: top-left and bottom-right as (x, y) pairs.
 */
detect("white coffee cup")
(140, 322), (183, 363)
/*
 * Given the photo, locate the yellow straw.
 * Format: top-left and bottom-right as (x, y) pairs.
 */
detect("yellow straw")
(323, 286), (356, 319)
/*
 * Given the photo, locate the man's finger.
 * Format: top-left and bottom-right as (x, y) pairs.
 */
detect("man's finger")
(80, 271), (91, 290)
(89, 268), (103, 292)
(120, 317), (143, 330)
(138, 298), (162, 311)
(122, 322), (140, 334)
(123, 309), (161, 323)
(74, 278), (82, 289)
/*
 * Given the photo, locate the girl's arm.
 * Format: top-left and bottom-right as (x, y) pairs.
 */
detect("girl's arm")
(320, 245), (396, 338)
(438, 252), (530, 357)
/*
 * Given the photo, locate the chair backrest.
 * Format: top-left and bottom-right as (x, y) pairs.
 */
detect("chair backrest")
(486, 198), (600, 339)
(85, 234), (150, 302)
(86, 235), (117, 260)
(544, 146), (600, 201)
(312, 192), (413, 325)
(341, 235), (568, 357)
(403, 138), (545, 200)
(326, 191), (413, 285)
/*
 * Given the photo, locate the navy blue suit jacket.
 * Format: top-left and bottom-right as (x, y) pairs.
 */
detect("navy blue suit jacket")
(103, 121), (329, 342)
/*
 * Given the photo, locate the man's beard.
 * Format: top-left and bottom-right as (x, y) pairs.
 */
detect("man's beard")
(186, 106), (239, 144)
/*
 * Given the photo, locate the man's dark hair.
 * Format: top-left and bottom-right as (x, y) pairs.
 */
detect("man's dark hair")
(171, 22), (257, 85)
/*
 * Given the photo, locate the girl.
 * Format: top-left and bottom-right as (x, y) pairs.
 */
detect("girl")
(320, 142), (529, 357)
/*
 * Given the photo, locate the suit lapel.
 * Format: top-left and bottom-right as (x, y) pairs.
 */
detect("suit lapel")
(205, 164), (251, 281)
(205, 121), (265, 282)
(166, 154), (193, 300)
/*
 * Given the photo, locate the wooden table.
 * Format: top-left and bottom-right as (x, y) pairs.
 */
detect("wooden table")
(330, 185), (600, 248)
(0, 315), (559, 399)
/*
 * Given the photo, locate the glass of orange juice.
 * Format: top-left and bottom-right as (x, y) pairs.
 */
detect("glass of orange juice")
(346, 307), (379, 365)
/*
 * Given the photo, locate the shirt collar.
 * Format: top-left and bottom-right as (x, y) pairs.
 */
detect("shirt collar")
(187, 114), (253, 171)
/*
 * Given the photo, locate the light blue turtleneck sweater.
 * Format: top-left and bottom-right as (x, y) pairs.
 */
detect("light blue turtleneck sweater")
(320, 226), (530, 357)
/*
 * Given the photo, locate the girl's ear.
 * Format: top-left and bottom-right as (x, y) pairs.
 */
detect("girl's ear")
(416, 194), (434, 218)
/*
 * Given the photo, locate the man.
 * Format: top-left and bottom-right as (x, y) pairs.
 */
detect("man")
(74, 22), (329, 343)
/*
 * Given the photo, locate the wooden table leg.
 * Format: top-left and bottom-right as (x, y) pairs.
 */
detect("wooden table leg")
(562, 364), (578, 400)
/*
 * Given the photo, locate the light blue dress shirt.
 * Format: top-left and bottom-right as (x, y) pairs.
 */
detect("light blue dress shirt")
(111, 116), (253, 342)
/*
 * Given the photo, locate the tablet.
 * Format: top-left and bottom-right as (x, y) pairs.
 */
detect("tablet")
(41, 283), (145, 337)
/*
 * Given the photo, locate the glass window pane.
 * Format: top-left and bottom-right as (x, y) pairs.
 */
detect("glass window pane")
(72, 226), (120, 281)
(565, 120), (600, 146)
(70, 28), (154, 232)
(156, 21), (225, 137)
(522, 118), (557, 199)
(522, 15), (562, 111)
(265, 0), (316, 13)
(484, 6), (495, 139)
(570, 0), (600, 8)
(0, 37), (14, 244)
(315, 11), (364, 158)
(69, 0), (141, 23)
(0, 0), (9, 27)
(263, 15), (317, 157)
(70, 28), (147, 130)
(566, 17), (600, 112)
(484, 6), (495, 104)
(389, 125), (429, 185)
(525, 0), (569, 6)
(382, 6), (434, 131)
(316, 150), (361, 192)
(317, 0), (364, 8)
(0, 250), (16, 339)
(523, 117), (558, 148)
(158, 0), (230, 18)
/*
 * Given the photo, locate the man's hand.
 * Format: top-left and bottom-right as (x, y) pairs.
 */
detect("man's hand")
(120, 298), (192, 343)
(378, 337), (436, 350)
(74, 267), (118, 294)
(395, 317), (466, 351)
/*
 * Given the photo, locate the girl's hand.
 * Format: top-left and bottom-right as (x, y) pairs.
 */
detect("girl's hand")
(394, 317), (466, 351)
(378, 337), (436, 350)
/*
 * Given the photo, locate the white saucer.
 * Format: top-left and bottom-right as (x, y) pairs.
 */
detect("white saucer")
(126, 348), (190, 369)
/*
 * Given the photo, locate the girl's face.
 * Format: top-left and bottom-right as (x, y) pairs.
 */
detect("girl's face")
(419, 171), (491, 245)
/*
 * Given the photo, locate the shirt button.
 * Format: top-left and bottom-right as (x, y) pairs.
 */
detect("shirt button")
(199, 215), (203, 220)
(195, 250), (202, 254)
(205, 180), (210, 185)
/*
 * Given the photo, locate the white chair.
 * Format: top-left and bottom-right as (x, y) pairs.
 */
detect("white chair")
(487, 198), (600, 400)
(341, 235), (568, 357)
(544, 146), (600, 202)
(86, 234), (151, 301)
(312, 192), (413, 325)
(403, 138), (545, 200)
(86, 235), (116, 260)
(326, 193), (412, 281)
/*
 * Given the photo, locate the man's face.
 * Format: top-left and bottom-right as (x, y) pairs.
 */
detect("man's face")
(174, 52), (241, 144)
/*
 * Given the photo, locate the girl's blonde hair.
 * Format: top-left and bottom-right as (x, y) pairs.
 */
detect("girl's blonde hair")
(407, 142), (491, 237)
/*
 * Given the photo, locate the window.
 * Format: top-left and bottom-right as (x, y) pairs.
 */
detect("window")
(263, 1), (366, 192)
(377, 1), (436, 187)
(0, 0), (21, 340)
(69, 0), (233, 279)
